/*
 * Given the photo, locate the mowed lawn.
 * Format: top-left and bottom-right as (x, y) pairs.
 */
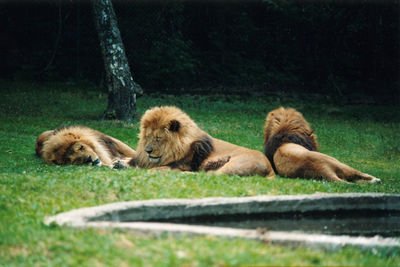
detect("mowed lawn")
(0, 80), (399, 266)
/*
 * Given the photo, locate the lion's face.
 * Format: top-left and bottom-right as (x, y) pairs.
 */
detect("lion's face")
(45, 141), (100, 166)
(137, 106), (207, 168)
(142, 127), (175, 165)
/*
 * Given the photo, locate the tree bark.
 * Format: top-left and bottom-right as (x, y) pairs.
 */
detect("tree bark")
(92, 0), (140, 122)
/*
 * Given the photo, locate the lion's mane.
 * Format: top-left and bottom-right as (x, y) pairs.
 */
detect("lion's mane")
(263, 107), (318, 171)
(135, 106), (212, 168)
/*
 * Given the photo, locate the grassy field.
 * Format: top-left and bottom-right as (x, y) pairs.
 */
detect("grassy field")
(0, 80), (399, 266)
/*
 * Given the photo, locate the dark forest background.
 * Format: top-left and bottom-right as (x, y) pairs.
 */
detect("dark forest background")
(1, 0), (399, 104)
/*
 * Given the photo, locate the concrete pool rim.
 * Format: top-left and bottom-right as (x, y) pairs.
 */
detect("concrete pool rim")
(45, 193), (400, 251)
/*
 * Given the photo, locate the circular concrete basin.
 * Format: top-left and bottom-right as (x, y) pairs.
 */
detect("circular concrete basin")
(46, 193), (400, 251)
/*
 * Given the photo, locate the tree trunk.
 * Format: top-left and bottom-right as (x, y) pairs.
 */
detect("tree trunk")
(92, 0), (140, 122)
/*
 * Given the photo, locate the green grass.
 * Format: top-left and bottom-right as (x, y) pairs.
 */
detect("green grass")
(0, 80), (399, 266)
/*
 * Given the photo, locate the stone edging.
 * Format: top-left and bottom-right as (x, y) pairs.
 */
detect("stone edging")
(45, 193), (400, 251)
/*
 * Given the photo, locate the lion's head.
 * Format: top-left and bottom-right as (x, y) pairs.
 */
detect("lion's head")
(136, 106), (208, 168)
(263, 107), (318, 149)
(41, 127), (101, 166)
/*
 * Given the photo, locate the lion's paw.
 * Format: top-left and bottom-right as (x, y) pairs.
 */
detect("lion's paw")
(112, 160), (127, 169)
(92, 158), (102, 166)
(370, 177), (381, 184)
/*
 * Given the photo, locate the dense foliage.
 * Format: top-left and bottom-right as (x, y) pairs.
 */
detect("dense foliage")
(1, 0), (399, 103)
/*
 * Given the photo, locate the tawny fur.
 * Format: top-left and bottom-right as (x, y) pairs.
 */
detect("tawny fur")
(263, 107), (381, 183)
(35, 130), (54, 157)
(263, 107), (318, 150)
(36, 126), (137, 168)
(130, 106), (275, 178)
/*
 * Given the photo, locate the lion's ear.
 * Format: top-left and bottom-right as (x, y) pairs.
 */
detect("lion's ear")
(169, 120), (181, 132)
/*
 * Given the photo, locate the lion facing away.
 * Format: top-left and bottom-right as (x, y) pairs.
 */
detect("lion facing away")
(129, 106), (275, 178)
(263, 107), (381, 183)
(36, 125), (137, 168)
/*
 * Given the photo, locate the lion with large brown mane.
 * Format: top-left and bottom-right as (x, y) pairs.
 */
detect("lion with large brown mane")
(129, 106), (275, 178)
(263, 107), (381, 183)
(36, 125), (136, 168)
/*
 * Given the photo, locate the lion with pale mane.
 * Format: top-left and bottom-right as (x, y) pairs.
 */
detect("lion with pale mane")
(130, 106), (275, 178)
(36, 125), (136, 168)
(263, 107), (381, 183)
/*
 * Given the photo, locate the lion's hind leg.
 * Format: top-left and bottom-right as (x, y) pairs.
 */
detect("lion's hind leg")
(274, 143), (348, 183)
(306, 151), (381, 183)
(274, 143), (380, 183)
(331, 161), (381, 184)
